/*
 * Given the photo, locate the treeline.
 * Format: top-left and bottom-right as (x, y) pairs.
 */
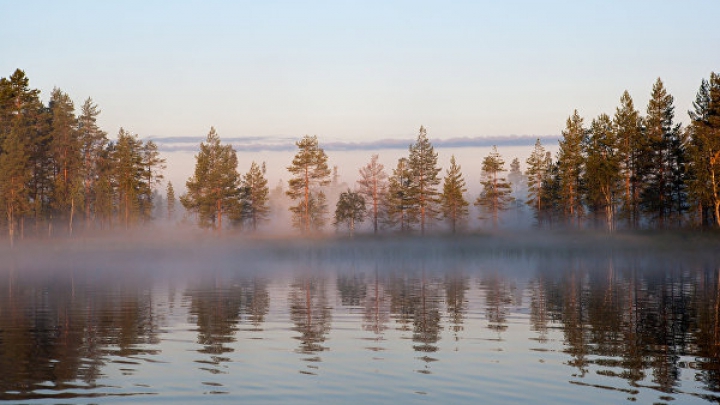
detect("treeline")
(529, 75), (720, 230)
(3, 69), (720, 243)
(0, 69), (165, 246)
(183, 69), (720, 235)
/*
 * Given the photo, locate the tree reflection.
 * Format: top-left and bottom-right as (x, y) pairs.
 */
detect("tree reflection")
(289, 275), (331, 357)
(480, 274), (515, 335)
(362, 269), (389, 337)
(445, 272), (468, 339)
(185, 278), (243, 358)
(0, 273), (158, 399)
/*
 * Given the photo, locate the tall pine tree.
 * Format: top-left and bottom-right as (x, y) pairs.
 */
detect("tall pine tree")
(440, 155), (469, 233)
(557, 110), (586, 227)
(613, 91), (645, 229)
(584, 113), (621, 231)
(408, 126), (441, 234)
(357, 154), (388, 234)
(286, 135), (331, 233)
(181, 127), (240, 231)
(475, 146), (513, 229)
(238, 161), (270, 231)
(687, 72), (720, 227)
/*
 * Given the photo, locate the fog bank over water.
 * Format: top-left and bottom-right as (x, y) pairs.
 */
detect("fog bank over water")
(156, 135), (559, 197)
(3, 230), (718, 277)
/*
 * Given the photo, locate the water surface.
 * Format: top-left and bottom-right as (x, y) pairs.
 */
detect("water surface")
(1, 237), (719, 404)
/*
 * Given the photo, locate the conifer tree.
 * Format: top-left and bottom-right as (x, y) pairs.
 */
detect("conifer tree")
(140, 140), (165, 222)
(642, 78), (685, 228)
(475, 146), (513, 229)
(48, 88), (81, 232)
(77, 97), (108, 227)
(0, 120), (31, 246)
(181, 127), (240, 230)
(113, 129), (148, 229)
(166, 181), (176, 221)
(525, 139), (551, 226)
(334, 189), (366, 235)
(687, 72), (720, 227)
(584, 113), (621, 231)
(385, 157), (416, 232)
(408, 126), (441, 234)
(557, 110), (586, 227)
(614, 91), (644, 229)
(440, 155), (469, 233)
(357, 154), (388, 234)
(0, 69), (48, 238)
(286, 135), (331, 233)
(238, 161), (270, 231)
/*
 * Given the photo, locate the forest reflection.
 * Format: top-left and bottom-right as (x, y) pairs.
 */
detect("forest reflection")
(2, 254), (720, 402)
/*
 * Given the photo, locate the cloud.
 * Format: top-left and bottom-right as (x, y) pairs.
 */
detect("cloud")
(148, 135), (559, 153)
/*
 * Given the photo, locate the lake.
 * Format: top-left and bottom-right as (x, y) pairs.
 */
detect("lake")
(1, 233), (719, 404)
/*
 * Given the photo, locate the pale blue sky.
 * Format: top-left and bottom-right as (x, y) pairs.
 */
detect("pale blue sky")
(2, 1), (718, 141)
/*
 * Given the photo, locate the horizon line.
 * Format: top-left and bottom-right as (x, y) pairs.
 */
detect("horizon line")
(148, 134), (559, 153)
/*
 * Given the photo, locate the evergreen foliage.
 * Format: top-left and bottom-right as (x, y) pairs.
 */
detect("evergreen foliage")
(584, 113), (621, 231)
(440, 155), (469, 233)
(181, 127), (240, 231)
(385, 157), (417, 232)
(557, 110), (586, 227)
(614, 91), (644, 228)
(166, 181), (176, 221)
(238, 161), (270, 231)
(642, 78), (685, 228)
(286, 135), (331, 233)
(688, 72), (720, 228)
(334, 189), (366, 235)
(525, 139), (551, 226)
(357, 154), (388, 234)
(475, 146), (513, 229)
(408, 126), (441, 234)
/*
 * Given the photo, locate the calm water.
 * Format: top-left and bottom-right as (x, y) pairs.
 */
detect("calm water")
(1, 240), (720, 404)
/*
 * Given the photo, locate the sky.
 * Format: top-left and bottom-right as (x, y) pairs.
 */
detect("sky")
(2, 1), (719, 144)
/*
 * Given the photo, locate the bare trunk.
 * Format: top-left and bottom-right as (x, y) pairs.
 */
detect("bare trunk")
(304, 166), (309, 234)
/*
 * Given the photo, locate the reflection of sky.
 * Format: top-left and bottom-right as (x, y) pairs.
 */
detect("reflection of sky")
(3, 249), (719, 404)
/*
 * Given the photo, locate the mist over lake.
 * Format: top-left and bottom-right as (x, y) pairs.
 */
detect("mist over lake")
(2, 233), (720, 404)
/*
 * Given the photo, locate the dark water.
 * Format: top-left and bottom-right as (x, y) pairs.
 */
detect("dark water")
(1, 245), (720, 404)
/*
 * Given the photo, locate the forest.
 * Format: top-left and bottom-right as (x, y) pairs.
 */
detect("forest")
(1, 69), (719, 245)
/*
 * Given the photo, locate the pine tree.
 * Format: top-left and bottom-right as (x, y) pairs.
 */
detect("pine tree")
(614, 91), (645, 229)
(238, 161), (270, 231)
(166, 181), (176, 221)
(440, 155), (469, 233)
(687, 72), (720, 228)
(584, 113), (621, 231)
(286, 135), (331, 233)
(181, 127), (240, 231)
(557, 110), (586, 227)
(408, 126), (441, 234)
(113, 129), (147, 229)
(525, 139), (551, 226)
(475, 146), (513, 229)
(0, 120), (31, 246)
(357, 154), (388, 234)
(385, 157), (416, 232)
(140, 140), (165, 222)
(0, 69), (50, 238)
(77, 97), (108, 227)
(48, 88), (82, 234)
(642, 78), (685, 228)
(334, 189), (366, 235)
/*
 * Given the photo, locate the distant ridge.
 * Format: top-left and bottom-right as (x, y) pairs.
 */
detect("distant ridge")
(149, 135), (559, 153)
